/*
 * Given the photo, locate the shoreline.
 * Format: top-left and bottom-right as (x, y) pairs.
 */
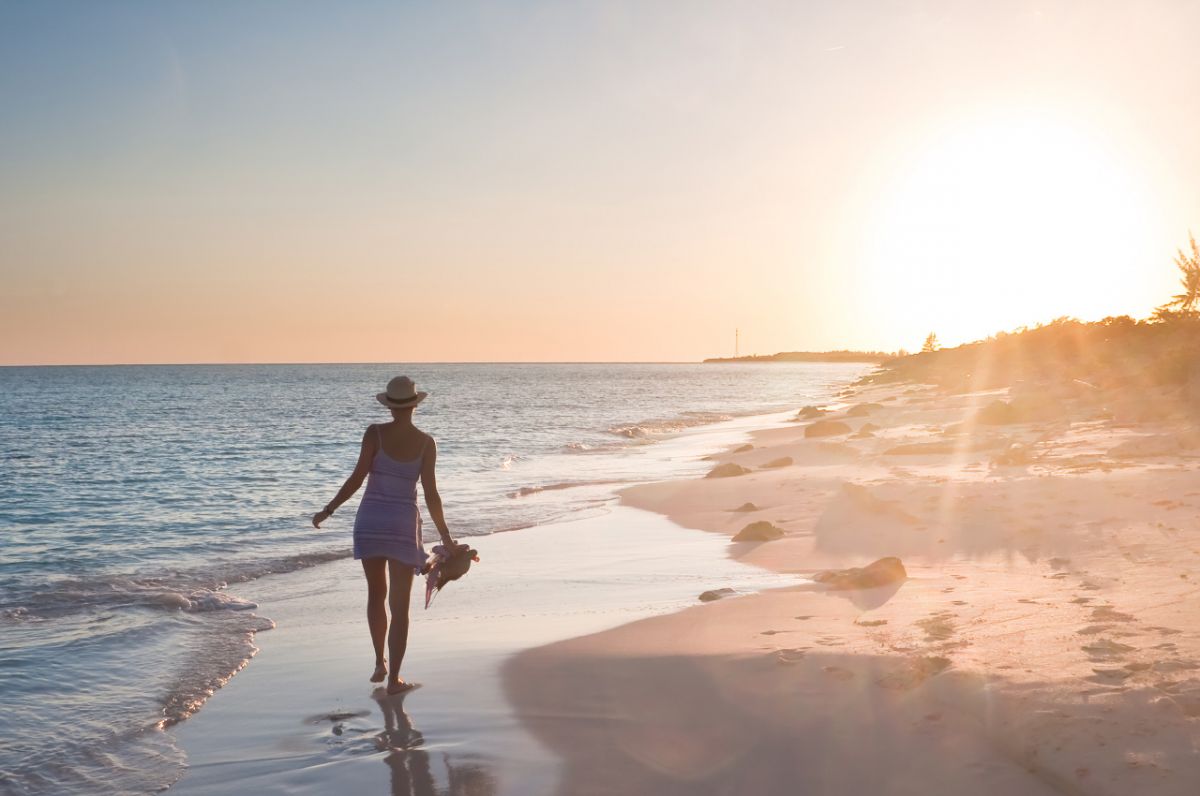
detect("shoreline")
(165, 406), (819, 795)
(503, 380), (1200, 794)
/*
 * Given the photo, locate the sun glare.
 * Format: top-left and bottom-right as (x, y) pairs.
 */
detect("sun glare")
(859, 112), (1166, 348)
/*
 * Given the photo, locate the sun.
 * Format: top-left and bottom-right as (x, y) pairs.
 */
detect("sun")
(856, 110), (1168, 349)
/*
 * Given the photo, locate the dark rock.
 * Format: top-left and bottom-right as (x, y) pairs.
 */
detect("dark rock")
(732, 521), (785, 542)
(847, 402), (883, 417)
(699, 588), (736, 602)
(977, 400), (1020, 425)
(978, 394), (1066, 425)
(805, 420), (852, 438)
(813, 557), (907, 590)
(797, 405), (827, 419)
(733, 443), (754, 453)
(852, 422), (880, 439)
(731, 502), (761, 512)
(762, 456), (793, 468)
(706, 463), (751, 478)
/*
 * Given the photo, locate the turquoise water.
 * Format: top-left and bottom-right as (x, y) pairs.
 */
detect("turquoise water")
(0, 362), (868, 794)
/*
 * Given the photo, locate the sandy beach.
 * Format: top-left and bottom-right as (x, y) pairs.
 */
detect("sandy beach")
(506, 380), (1200, 795)
(164, 376), (1200, 795)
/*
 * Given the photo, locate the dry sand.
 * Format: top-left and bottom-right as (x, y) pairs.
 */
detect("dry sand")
(505, 382), (1200, 795)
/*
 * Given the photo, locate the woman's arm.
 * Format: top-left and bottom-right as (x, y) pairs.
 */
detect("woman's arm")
(419, 437), (455, 546)
(312, 427), (376, 528)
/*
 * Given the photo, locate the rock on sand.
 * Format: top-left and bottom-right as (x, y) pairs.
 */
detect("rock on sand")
(706, 463), (751, 478)
(813, 557), (908, 589)
(732, 521), (785, 542)
(805, 420), (852, 438)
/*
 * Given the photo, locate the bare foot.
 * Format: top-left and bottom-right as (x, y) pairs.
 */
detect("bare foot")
(370, 662), (387, 683)
(386, 679), (418, 696)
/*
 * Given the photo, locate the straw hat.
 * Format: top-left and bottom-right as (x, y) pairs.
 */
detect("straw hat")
(376, 376), (428, 409)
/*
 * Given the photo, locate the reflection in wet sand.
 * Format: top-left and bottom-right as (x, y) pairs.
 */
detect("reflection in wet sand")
(371, 690), (497, 796)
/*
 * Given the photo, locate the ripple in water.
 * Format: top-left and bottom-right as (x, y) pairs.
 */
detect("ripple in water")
(0, 361), (869, 793)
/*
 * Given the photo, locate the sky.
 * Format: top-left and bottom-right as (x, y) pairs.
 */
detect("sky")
(2, 0), (1199, 364)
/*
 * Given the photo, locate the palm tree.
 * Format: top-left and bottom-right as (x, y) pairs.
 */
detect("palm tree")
(1156, 233), (1200, 318)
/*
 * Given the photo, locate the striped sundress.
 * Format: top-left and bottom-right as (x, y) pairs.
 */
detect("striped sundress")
(352, 426), (427, 570)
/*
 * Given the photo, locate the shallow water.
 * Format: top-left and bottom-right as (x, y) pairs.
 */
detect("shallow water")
(0, 362), (868, 794)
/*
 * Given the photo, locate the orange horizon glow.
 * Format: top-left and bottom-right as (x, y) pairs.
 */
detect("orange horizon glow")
(3, 3), (1198, 366)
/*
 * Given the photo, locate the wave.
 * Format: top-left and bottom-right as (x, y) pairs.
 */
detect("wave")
(157, 610), (277, 728)
(607, 411), (733, 440)
(506, 479), (628, 499)
(2, 549), (350, 622)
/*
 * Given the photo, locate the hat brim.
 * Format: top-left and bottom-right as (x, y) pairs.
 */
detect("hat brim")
(376, 391), (427, 409)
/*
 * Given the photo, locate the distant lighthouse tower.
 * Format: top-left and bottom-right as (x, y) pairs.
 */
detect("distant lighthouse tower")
(735, 328), (740, 357)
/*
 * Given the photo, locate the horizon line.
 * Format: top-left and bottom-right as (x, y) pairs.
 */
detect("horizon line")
(0, 359), (715, 368)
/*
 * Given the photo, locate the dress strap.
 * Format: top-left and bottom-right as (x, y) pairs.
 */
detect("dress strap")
(374, 424), (383, 449)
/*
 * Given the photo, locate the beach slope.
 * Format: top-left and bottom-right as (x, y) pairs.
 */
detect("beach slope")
(506, 382), (1200, 795)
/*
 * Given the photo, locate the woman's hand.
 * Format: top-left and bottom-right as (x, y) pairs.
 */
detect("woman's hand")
(312, 509), (332, 528)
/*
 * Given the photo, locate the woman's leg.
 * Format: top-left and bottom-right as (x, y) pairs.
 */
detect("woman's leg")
(386, 561), (415, 693)
(361, 558), (389, 681)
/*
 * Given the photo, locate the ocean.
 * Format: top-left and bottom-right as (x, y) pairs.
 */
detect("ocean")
(0, 362), (869, 795)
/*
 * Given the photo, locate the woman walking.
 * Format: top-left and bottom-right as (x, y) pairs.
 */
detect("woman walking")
(313, 376), (455, 695)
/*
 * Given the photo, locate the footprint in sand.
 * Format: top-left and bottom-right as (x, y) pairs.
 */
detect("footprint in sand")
(876, 656), (951, 690)
(856, 619), (888, 627)
(776, 648), (808, 664)
(1076, 625), (1112, 635)
(1145, 626), (1183, 636)
(1088, 667), (1133, 684)
(1081, 639), (1136, 661)
(916, 612), (956, 642)
(305, 710), (370, 724)
(1091, 606), (1135, 623)
(823, 665), (855, 681)
(1152, 659), (1200, 673)
(760, 629), (791, 636)
(815, 637), (845, 647)
(794, 615), (814, 621)
(951, 600), (967, 606)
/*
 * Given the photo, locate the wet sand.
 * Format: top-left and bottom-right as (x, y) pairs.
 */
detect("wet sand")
(168, 506), (792, 795)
